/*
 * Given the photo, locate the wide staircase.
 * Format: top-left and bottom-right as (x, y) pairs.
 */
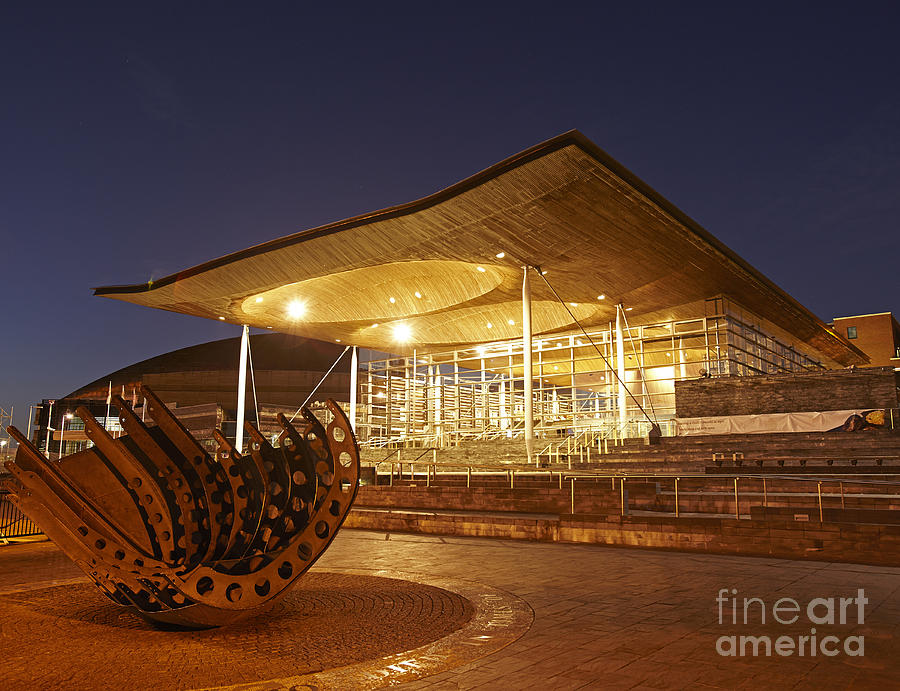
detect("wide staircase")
(583, 429), (900, 474)
(362, 428), (900, 476)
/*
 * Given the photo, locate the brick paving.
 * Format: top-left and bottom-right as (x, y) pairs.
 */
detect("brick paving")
(3, 532), (900, 689)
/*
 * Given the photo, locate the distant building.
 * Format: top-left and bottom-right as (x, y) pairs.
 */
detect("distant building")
(831, 313), (900, 369)
(31, 333), (351, 458)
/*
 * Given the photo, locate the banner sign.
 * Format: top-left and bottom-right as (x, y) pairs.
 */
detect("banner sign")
(674, 409), (882, 436)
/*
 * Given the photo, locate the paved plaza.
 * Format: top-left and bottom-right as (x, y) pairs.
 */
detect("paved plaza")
(1, 530), (899, 689)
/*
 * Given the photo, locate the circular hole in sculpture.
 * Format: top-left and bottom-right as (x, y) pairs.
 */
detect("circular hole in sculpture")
(292, 470), (307, 485)
(196, 576), (214, 595)
(315, 521), (329, 539)
(329, 500), (341, 517)
(339, 452), (352, 468)
(278, 561), (293, 579)
(254, 579), (271, 597)
(226, 583), (243, 602)
(95, 539), (106, 550)
(297, 542), (312, 561)
(332, 427), (345, 442)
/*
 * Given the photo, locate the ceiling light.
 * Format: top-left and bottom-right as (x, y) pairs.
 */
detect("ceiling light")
(371, 323), (379, 328)
(389, 297), (396, 304)
(541, 270), (548, 275)
(266, 326), (273, 329)
(626, 307), (633, 311)
(597, 294), (606, 300)
(287, 300), (306, 319)
(335, 339), (341, 342)
(255, 297), (264, 303)
(569, 302), (578, 307)
(486, 322), (493, 329)
(218, 316), (225, 321)
(392, 323), (412, 342)
(476, 266), (486, 273)
(508, 319), (515, 325)
(553, 366), (559, 371)
(495, 252), (505, 259)
(414, 291), (422, 299)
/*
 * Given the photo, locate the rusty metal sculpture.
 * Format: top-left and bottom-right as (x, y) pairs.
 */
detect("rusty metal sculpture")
(2, 386), (360, 628)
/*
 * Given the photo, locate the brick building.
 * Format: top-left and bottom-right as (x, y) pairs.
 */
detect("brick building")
(831, 312), (900, 369)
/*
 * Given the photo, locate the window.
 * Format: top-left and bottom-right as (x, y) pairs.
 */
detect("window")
(847, 326), (858, 339)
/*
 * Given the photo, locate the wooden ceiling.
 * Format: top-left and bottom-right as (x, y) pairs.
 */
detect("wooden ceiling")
(95, 130), (866, 367)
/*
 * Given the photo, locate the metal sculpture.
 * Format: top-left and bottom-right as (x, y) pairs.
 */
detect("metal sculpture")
(2, 385), (360, 628)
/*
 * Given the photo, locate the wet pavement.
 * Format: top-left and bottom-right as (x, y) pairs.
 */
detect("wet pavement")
(2, 530), (899, 689)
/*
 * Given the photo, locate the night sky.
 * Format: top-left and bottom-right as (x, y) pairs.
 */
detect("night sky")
(2, 3), (898, 431)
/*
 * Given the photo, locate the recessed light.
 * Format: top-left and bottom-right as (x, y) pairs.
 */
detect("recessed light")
(371, 323), (379, 328)
(218, 316), (225, 321)
(389, 297), (396, 304)
(495, 252), (505, 259)
(553, 365), (559, 371)
(508, 319), (515, 325)
(287, 300), (306, 319)
(266, 326), (273, 329)
(626, 307), (633, 311)
(486, 322), (493, 328)
(477, 266), (486, 273)
(335, 339), (341, 342)
(569, 302), (578, 307)
(541, 270), (548, 275)
(597, 294), (606, 300)
(255, 297), (264, 303)
(392, 323), (412, 342)
(414, 291), (422, 299)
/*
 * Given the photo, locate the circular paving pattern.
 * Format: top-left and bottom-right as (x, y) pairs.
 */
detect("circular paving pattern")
(0, 570), (532, 690)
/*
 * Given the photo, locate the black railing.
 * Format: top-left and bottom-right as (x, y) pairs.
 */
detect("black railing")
(0, 490), (42, 539)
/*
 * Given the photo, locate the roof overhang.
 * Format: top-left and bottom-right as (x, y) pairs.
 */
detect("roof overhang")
(95, 130), (867, 367)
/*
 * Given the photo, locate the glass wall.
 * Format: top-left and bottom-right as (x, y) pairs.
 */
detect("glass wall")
(355, 297), (823, 447)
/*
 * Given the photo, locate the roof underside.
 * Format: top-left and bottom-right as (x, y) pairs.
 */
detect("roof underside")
(95, 130), (866, 367)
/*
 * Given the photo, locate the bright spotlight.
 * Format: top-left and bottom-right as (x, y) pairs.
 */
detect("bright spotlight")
(287, 300), (306, 319)
(393, 323), (412, 341)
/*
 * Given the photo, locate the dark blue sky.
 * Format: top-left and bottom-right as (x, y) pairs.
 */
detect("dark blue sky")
(1, 2), (898, 428)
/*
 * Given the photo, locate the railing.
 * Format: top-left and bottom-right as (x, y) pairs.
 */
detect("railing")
(0, 490), (42, 540)
(362, 462), (900, 522)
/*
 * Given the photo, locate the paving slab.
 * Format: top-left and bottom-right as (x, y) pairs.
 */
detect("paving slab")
(2, 530), (900, 688)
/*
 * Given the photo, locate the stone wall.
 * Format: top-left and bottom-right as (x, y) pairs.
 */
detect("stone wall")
(675, 367), (899, 417)
(344, 508), (900, 567)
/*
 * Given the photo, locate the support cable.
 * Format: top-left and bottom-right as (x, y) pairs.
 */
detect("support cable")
(531, 267), (657, 428)
(289, 346), (351, 422)
(246, 336), (261, 429)
(620, 307), (659, 424)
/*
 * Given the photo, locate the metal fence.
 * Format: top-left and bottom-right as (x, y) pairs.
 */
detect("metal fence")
(0, 490), (42, 539)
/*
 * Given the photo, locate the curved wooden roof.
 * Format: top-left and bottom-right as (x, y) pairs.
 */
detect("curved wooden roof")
(95, 130), (866, 366)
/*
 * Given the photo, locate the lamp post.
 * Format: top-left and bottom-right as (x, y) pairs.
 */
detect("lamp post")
(44, 400), (55, 458)
(27, 404), (41, 446)
(58, 412), (74, 460)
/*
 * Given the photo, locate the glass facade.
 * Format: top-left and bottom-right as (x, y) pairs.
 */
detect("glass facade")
(354, 297), (823, 447)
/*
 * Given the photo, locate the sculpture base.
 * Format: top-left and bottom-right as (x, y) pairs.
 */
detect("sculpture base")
(0, 569), (532, 689)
